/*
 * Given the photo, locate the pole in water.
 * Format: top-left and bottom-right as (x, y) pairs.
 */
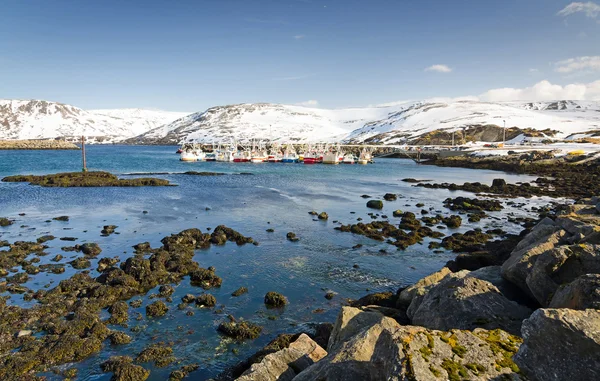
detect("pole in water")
(81, 135), (87, 172)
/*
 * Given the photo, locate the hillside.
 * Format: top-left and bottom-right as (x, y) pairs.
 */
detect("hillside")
(131, 100), (600, 145)
(0, 100), (188, 142)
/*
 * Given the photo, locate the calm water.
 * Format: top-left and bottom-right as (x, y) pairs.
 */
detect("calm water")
(0, 146), (544, 380)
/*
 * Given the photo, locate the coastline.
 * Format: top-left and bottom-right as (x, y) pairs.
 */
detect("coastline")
(0, 139), (79, 150)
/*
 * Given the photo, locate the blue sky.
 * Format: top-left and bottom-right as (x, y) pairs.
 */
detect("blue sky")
(1, 0), (599, 111)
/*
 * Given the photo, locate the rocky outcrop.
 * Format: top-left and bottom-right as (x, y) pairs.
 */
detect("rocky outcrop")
(409, 272), (532, 335)
(549, 274), (600, 309)
(294, 307), (523, 381)
(236, 334), (326, 381)
(515, 308), (600, 381)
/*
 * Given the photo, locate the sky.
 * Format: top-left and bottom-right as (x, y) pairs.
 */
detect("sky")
(1, 0), (599, 111)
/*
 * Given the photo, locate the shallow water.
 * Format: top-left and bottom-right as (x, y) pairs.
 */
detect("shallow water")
(0, 146), (547, 380)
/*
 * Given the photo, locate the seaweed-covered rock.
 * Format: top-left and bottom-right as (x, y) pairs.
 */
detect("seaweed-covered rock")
(383, 193), (397, 201)
(136, 343), (174, 367)
(441, 229), (492, 252)
(286, 232), (299, 242)
(443, 197), (503, 212)
(218, 320), (263, 340)
(109, 331), (132, 345)
(97, 257), (119, 272)
(169, 364), (200, 381)
(101, 225), (118, 236)
(317, 212), (329, 220)
(350, 292), (397, 308)
(264, 292), (288, 307)
(69, 257), (91, 270)
(366, 200), (384, 210)
(108, 301), (129, 325)
(232, 287), (248, 297)
(36, 235), (55, 243)
(196, 293), (216, 307)
(145, 301), (168, 317)
(158, 284), (175, 297)
(53, 216), (70, 221)
(0, 217), (13, 227)
(3, 171), (171, 187)
(189, 267), (222, 289)
(101, 356), (150, 381)
(80, 242), (102, 256)
(515, 308), (600, 381)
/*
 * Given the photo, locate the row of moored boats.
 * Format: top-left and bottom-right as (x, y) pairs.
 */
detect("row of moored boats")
(178, 143), (373, 164)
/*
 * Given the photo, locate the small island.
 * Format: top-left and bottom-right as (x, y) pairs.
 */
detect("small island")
(2, 171), (173, 187)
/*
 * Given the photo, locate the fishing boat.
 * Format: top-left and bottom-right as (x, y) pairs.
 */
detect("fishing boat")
(323, 144), (341, 164)
(233, 150), (251, 162)
(267, 144), (283, 162)
(342, 153), (355, 164)
(205, 152), (216, 161)
(179, 143), (204, 162)
(282, 144), (299, 163)
(251, 151), (268, 163)
(216, 149), (235, 162)
(357, 148), (372, 165)
(180, 151), (198, 162)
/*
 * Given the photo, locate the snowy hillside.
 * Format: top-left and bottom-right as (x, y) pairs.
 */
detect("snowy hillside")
(0, 100), (188, 142)
(132, 100), (600, 145)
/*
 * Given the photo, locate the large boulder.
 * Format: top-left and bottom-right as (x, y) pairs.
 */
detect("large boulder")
(236, 334), (326, 381)
(514, 308), (600, 381)
(465, 266), (527, 304)
(501, 218), (567, 298)
(526, 244), (600, 306)
(409, 275), (532, 335)
(294, 307), (523, 381)
(397, 267), (452, 307)
(549, 274), (600, 309)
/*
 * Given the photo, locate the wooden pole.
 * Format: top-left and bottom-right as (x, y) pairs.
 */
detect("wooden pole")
(81, 135), (87, 172)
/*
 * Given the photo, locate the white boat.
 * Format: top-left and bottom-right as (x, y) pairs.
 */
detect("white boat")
(357, 148), (372, 165)
(251, 151), (268, 163)
(282, 144), (299, 163)
(342, 153), (355, 164)
(323, 144), (341, 164)
(179, 143), (204, 162)
(180, 151), (198, 162)
(216, 149), (235, 162)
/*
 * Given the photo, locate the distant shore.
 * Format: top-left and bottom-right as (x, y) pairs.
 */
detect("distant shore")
(0, 139), (80, 150)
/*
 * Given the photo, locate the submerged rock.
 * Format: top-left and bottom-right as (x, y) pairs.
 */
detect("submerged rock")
(218, 320), (263, 340)
(232, 287), (248, 297)
(3, 171), (172, 187)
(366, 200), (383, 210)
(136, 343), (174, 367)
(145, 301), (168, 317)
(101, 356), (150, 381)
(0, 217), (14, 227)
(264, 292), (288, 307)
(196, 293), (216, 307)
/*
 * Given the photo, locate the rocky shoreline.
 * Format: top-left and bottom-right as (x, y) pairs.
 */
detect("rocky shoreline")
(0, 140), (79, 150)
(2, 171), (173, 187)
(223, 153), (600, 381)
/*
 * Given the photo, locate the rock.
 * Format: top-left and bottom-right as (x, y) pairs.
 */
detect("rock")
(36, 235), (55, 243)
(16, 330), (32, 338)
(145, 301), (168, 317)
(181, 294), (196, 303)
(80, 242), (102, 256)
(53, 216), (70, 221)
(136, 343), (174, 367)
(196, 293), (216, 307)
(501, 219), (567, 298)
(0, 217), (14, 227)
(218, 320), (262, 340)
(526, 244), (600, 306)
(101, 356), (150, 381)
(392, 210), (403, 217)
(109, 331), (132, 345)
(286, 232), (299, 242)
(232, 286), (248, 297)
(295, 307), (522, 381)
(236, 334), (327, 381)
(97, 257), (119, 272)
(397, 267), (452, 307)
(264, 292), (287, 307)
(491, 178), (507, 188)
(383, 193), (397, 201)
(366, 200), (383, 210)
(101, 225), (118, 236)
(317, 212), (328, 220)
(169, 364), (199, 381)
(324, 292), (335, 300)
(515, 308), (600, 381)
(549, 274), (600, 309)
(466, 266), (527, 304)
(409, 275), (532, 335)
(350, 292), (397, 308)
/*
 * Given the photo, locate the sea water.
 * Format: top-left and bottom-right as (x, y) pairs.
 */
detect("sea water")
(0, 145), (545, 380)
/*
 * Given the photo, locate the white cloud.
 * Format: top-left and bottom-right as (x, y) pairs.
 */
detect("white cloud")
(295, 100), (319, 107)
(557, 2), (600, 18)
(529, 68), (540, 73)
(480, 79), (600, 101)
(555, 56), (600, 73)
(293, 35), (305, 40)
(425, 64), (452, 73)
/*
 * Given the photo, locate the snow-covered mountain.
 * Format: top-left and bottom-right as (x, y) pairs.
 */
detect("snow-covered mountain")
(0, 100), (189, 142)
(131, 100), (600, 145)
